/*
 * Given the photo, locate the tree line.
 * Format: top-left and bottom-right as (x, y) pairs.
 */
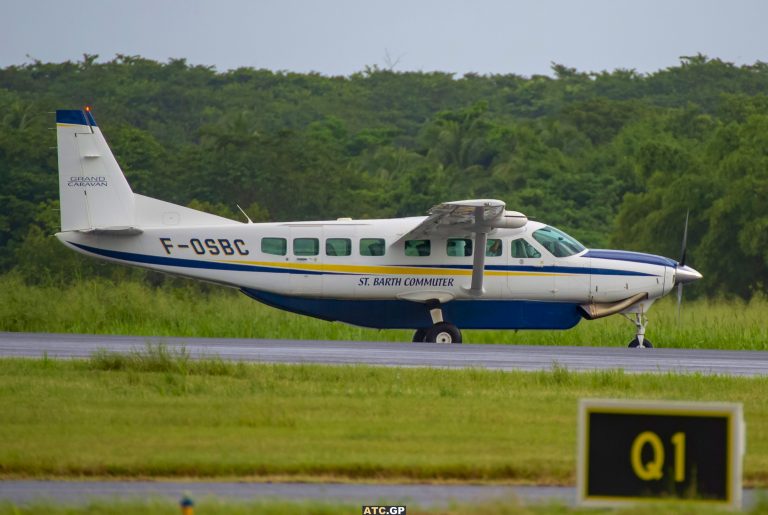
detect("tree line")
(1, 54), (766, 298)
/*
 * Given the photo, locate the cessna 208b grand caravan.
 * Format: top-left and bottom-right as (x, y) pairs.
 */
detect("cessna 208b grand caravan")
(55, 108), (702, 347)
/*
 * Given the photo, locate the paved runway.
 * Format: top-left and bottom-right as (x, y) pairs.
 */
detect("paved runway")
(2, 331), (768, 375)
(0, 480), (574, 507)
(0, 480), (761, 508)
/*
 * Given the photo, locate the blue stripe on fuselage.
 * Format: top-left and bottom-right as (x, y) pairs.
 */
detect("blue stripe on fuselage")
(583, 249), (676, 268)
(391, 263), (655, 277)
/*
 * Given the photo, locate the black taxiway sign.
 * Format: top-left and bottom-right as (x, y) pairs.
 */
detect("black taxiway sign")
(577, 400), (744, 508)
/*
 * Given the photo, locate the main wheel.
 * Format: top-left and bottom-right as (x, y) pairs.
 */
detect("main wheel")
(628, 338), (653, 348)
(425, 322), (462, 344)
(412, 329), (427, 342)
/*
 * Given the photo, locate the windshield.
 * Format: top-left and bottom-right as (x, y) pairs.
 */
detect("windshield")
(532, 226), (586, 257)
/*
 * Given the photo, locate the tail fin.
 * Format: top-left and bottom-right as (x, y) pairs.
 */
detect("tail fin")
(56, 109), (136, 232)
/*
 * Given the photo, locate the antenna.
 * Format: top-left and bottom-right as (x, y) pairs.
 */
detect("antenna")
(84, 106), (94, 134)
(236, 204), (253, 224)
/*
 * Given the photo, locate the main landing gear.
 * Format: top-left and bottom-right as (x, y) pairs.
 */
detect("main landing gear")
(624, 312), (653, 348)
(413, 300), (463, 344)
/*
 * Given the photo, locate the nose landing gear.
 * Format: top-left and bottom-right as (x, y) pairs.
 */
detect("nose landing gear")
(624, 312), (653, 348)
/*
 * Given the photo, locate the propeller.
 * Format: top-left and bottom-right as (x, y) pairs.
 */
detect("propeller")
(679, 210), (689, 267)
(675, 210), (697, 322)
(677, 211), (688, 320)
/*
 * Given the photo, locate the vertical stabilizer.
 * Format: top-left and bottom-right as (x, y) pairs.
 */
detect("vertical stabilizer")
(56, 109), (135, 231)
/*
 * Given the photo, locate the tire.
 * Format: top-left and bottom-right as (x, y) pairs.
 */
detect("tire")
(412, 329), (427, 343)
(628, 337), (653, 348)
(425, 322), (462, 344)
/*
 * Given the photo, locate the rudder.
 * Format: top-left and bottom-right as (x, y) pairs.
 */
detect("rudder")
(56, 109), (135, 231)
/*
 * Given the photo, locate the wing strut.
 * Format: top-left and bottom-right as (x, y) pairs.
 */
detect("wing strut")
(467, 206), (488, 295)
(395, 199), (528, 297)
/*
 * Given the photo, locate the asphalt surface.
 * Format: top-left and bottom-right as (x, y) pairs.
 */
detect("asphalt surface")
(0, 480), (761, 509)
(2, 332), (766, 507)
(0, 481), (575, 507)
(2, 331), (768, 376)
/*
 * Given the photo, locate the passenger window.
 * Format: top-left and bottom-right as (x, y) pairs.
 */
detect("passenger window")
(405, 239), (431, 257)
(360, 238), (386, 256)
(486, 239), (503, 257)
(447, 238), (473, 257)
(511, 238), (541, 259)
(326, 238), (351, 256)
(293, 238), (319, 256)
(261, 237), (287, 256)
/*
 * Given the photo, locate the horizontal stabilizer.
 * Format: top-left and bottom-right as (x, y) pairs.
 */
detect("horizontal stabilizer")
(77, 226), (143, 236)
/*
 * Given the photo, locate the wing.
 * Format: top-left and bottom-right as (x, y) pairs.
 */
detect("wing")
(395, 199), (528, 296)
(395, 199), (526, 242)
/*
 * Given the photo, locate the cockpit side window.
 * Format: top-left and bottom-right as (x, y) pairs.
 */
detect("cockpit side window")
(532, 226), (585, 257)
(510, 238), (541, 259)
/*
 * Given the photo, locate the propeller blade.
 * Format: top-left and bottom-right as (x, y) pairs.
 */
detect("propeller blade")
(676, 282), (683, 323)
(679, 210), (689, 266)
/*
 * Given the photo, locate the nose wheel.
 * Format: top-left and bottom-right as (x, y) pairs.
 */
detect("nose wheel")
(628, 337), (652, 348)
(425, 322), (462, 344)
(413, 300), (463, 344)
(624, 313), (653, 348)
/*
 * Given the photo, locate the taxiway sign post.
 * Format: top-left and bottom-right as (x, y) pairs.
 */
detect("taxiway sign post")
(577, 399), (744, 508)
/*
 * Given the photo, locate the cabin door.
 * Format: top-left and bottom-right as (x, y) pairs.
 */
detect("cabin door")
(506, 236), (555, 300)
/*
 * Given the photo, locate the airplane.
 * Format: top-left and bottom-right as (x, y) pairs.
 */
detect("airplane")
(54, 108), (702, 348)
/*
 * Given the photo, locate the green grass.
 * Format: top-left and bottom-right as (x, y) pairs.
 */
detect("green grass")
(1, 353), (768, 485)
(2, 497), (767, 515)
(1, 274), (767, 349)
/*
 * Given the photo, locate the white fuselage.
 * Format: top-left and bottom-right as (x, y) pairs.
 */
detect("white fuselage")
(58, 218), (675, 305)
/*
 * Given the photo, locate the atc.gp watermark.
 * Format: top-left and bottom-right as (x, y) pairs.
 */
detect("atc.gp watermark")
(362, 506), (406, 515)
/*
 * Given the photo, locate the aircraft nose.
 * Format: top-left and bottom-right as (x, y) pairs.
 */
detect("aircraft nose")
(675, 265), (703, 285)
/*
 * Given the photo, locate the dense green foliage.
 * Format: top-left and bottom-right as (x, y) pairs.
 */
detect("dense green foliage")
(1, 54), (767, 297)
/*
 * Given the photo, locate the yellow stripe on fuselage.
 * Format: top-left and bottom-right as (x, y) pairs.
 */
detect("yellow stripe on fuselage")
(220, 260), (572, 277)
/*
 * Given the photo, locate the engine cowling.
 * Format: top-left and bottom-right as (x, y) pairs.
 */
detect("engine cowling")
(490, 210), (527, 229)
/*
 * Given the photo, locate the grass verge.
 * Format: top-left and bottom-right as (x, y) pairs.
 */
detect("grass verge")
(1, 497), (767, 515)
(1, 274), (767, 349)
(1, 352), (767, 485)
